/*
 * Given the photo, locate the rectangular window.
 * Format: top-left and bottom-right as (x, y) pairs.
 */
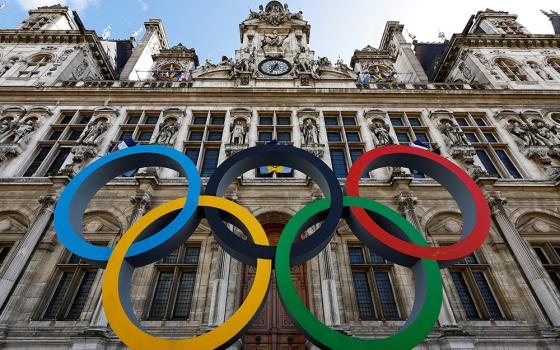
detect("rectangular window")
(408, 117), (422, 127)
(260, 117), (273, 125)
(184, 149), (200, 165)
(193, 116), (207, 125)
(327, 132), (342, 142)
(342, 117), (356, 126)
(495, 150), (522, 179)
(65, 271), (96, 320)
(455, 117), (469, 126)
(346, 132), (360, 142)
(484, 133), (498, 143)
(79, 116), (92, 125)
(43, 272), (75, 320)
(474, 118), (487, 127)
(189, 131), (203, 141)
(127, 116), (140, 125)
(138, 131), (153, 142)
(24, 146), (53, 176)
(415, 132), (429, 143)
(201, 149), (219, 177)
(259, 132), (272, 142)
(207, 131), (222, 141)
(476, 150), (500, 178)
(148, 245), (200, 320)
(330, 149), (348, 178)
(374, 272), (399, 320)
(60, 115), (73, 124)
(119, 131), (134, 140)
(532, 244), (560, 293)
(472, 272), (504, 320)
(396, 133), (410, 143)
(325, 117), (338, 126)
(390, 118), (404, 126)
(49, 130), (63, 141)
(352, 272), (376, 320)
(349, 247), (366, 264)
(46, 148), (71, 175)
(68, 129), (83, 141)
(465, 133), (479, 143)
(210, 117), (225, 125)
(277, 132), (291, 142)
(451, 271), (481, 320)
(277, 117), (291, 125)
(145, 116), (159, 125)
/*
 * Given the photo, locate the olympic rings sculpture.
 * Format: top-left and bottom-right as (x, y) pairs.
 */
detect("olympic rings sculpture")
(54, 143), (491, 350)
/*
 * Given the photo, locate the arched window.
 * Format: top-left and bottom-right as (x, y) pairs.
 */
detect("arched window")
(548, 58), (560, 75)
(18, 53), (53, 78)
(495, 58), (527, 82)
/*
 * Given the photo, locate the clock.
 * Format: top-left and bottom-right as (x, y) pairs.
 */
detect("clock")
(259, 59), (292, 76)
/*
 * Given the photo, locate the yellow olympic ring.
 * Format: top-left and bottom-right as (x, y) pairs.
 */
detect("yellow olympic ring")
(102, 195), (271, 350)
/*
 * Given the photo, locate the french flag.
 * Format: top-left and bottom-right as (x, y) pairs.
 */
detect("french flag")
(110, 138), (137, 177)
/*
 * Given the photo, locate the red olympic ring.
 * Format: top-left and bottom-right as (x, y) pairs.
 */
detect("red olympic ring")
(346, 145), (491, 264)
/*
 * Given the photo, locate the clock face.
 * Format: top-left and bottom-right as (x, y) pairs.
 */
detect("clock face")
(259, 59), (291, 76)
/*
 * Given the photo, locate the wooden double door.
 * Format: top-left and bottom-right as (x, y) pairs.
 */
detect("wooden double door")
(242, 223), (308, 350)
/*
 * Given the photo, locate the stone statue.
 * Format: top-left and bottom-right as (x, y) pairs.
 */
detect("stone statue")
(0, 119), (12, 140)
(510, 120), (541, 146)
(230, 120), (247, 145)
(335, 58), (351, 72)
(371, 122), (394, 146)
(155, 119), (179, 145)
(261, 31), (285, 50)
(532, 121), (560, 146)
(235, 50), (256, 73)
(302, 119), (319, 145)
(294, 51), (313, 73)
(78, 119), (107, 146)
(12, 119), (36, 144)
(441, 120), (470, 146)
(317, 57), (332, 69)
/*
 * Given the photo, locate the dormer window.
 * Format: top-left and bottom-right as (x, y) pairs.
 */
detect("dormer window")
(152, 63), (189, 82)
(495, 58), (527, 82)
(548, 58), (560, 75)
(18, 53), (53, 78)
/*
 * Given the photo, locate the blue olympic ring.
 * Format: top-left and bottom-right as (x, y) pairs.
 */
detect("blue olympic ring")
(54, 145), (201, 266)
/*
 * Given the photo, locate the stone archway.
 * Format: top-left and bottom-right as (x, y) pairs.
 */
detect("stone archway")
(242, 212), (308, 350)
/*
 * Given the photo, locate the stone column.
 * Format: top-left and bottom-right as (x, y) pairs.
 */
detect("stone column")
(488, 193), (560, 327)
(317, 242), (341, 326)
(396, 192), (459, 328)
(208, 240), (232, 326)
(90, 193), (152, 328)
(0, 195), (56, 310)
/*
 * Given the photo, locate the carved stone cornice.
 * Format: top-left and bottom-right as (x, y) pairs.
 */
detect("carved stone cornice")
(130, 193), (152, 212)
(39, 195), (57, 210)
(487, 192), (507, 215)
(395, 192), (417, 214)
(433, 34), (560, 81)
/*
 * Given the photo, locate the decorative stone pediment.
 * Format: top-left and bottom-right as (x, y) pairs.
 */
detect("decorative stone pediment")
(427, 214), (463, 236)
(82, 214), (121, 233)
(0, 213), (29, 233)
(517, 215), (560, 234)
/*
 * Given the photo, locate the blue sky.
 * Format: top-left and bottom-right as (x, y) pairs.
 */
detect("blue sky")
(0, 0), (558, 65)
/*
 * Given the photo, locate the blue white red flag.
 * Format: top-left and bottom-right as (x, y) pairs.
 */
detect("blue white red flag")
(111, 138), (137, 176)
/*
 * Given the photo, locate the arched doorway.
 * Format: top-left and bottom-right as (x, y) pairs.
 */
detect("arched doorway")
(242, 212), (308, 350)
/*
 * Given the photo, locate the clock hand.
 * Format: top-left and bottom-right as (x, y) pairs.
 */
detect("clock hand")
(271, 62), (279, 71)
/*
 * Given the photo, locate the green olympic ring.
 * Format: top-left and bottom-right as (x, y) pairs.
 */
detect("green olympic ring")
(276, 196), (443, 350)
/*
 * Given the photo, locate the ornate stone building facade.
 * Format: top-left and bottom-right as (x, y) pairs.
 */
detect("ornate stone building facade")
(0, 2), (560, 349)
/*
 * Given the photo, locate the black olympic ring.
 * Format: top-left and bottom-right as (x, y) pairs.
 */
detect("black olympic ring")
(204, 144), (344, 267)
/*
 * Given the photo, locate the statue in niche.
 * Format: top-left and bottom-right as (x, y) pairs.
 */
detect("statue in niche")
(509, 120), (541, 146)
(371, 121), (394, 146)
(78, 119), (108, 146)
(155, 118), (179, 145)
(440, 120), (471, 146)
(12, 118), (36, 144)
(532, 120), (560, 146)
(302, 119), (319, 145)
(230, 120), (247, 145)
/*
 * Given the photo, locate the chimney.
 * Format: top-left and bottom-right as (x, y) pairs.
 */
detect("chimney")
(542, 10), (560, 34)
